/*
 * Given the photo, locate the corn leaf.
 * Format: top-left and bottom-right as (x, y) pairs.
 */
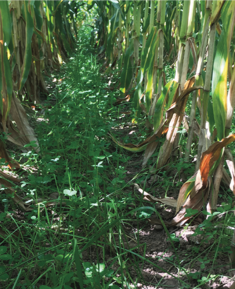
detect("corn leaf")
(19, 1), (34, 91)
(212, 1), (235, 140)
(145, 57), (154, 111)
(197, 134), (235, 188)
(176, 176), (196, 213)
(120, 41), (134, 93)
(153, 80), (178, 131)
(141, 27), (159, 75)
(0, 1), (12, 120)
(109, 134), (148, 152)
(0, 1), (11, 46)
(3, 47), (12, 117)
(34, 0), (43, 30)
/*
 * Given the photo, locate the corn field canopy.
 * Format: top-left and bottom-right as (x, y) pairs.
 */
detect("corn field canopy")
(0, 0), (83, 152)
(0, 0), (235, 288)
(91, 0), (235, 225)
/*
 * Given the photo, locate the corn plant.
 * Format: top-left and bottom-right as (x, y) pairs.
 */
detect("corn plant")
(0, 0), (81, 206)
(93, 0), (235, 233)
(0, 1), (81, 148)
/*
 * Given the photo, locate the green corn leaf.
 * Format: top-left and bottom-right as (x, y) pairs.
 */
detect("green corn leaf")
(208, 99), (215, 135)
(134, 27), (159, 108)
(176, 176), (196, 213)
(200, 0), (206, 18)
(153, 80), (179, 131)
(0, 1), (11, 46)
(141, 27), (159, 75)
(19, 1), (34, 91)
(110, 0), (124, 21)
(133, 70), (143, 111)
(120, 41), (134, 93)
(143, 13), (150, 34)
(144, 34), (159, 74)
(166, 81), (179, 110)
(61, 34), (72, 55)
(34, 1), (43, 30)
(212, 2), (235, 140)
(3, 46), (12, 117)
(212, 38), (227, 140)
(145, 59), (154, 111)
(0, 1), (12, 118)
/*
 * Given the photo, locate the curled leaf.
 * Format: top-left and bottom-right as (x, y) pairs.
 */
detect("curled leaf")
(134, 183), (177, 207)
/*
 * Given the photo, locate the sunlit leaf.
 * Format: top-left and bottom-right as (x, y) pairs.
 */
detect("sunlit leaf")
(212, 1), (235, 140)
(153, 80), (178, 131)
(63, 189), (77, 196)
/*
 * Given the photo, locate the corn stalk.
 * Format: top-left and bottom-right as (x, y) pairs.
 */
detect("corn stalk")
(94, 1), (235, 234)
(0, 0), (80, 151)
